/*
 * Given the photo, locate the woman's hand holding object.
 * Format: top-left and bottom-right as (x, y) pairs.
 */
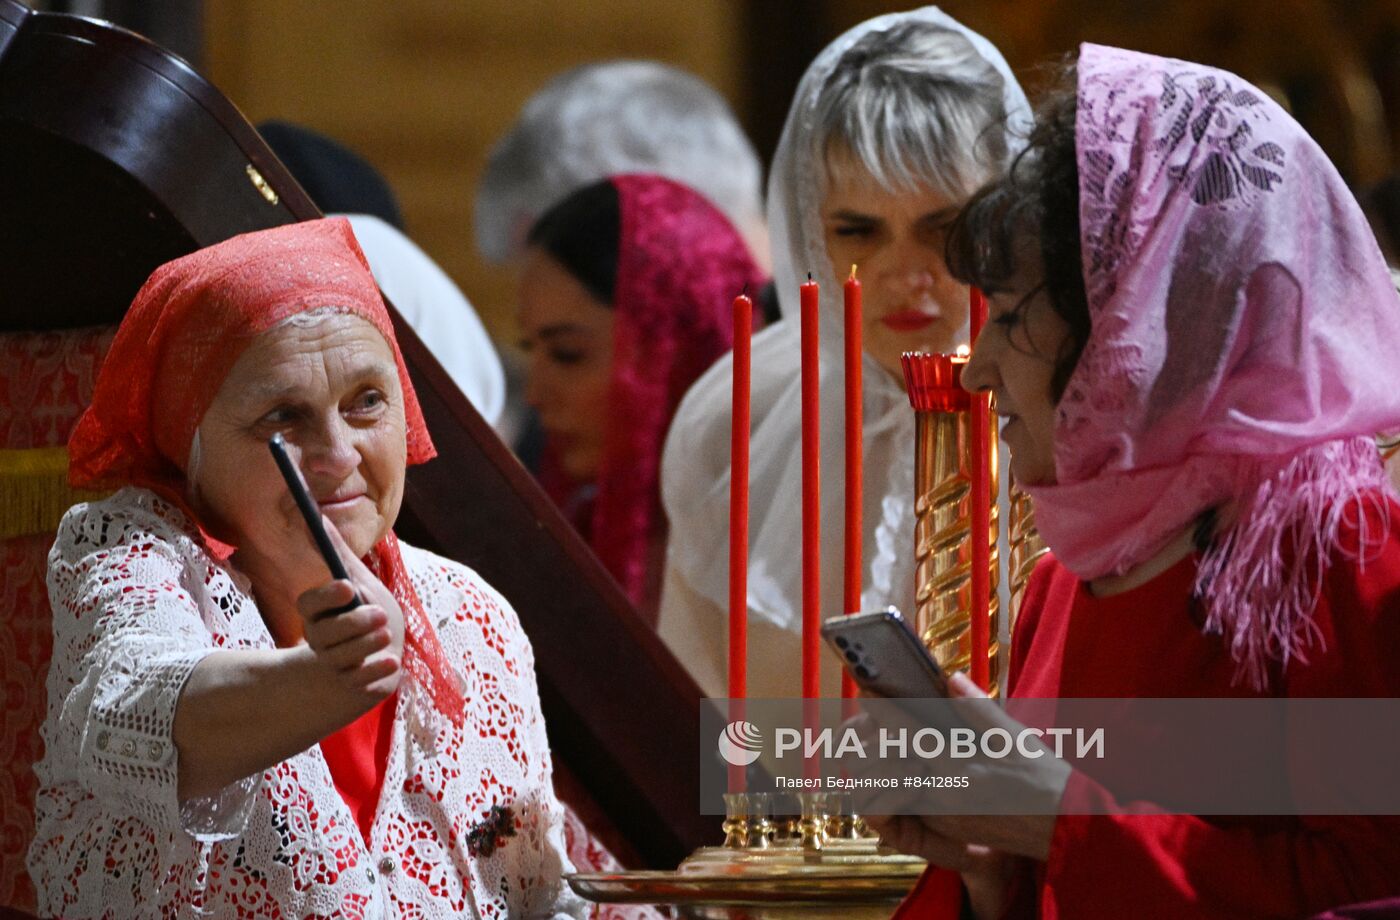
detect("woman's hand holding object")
(296, 517), (405, 701)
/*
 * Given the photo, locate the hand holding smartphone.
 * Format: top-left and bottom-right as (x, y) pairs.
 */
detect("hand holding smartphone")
(821, 608), (949, 698)
(268, 433), (362, 616)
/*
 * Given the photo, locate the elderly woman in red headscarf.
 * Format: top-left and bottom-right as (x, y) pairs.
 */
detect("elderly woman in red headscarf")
(27, 218), (585, 918)
(517, 174), (766, 620)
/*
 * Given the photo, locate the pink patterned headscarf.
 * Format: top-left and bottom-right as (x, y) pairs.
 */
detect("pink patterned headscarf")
(1023, 45), (1400, 688)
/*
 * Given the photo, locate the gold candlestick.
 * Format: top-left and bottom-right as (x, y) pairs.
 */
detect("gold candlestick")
(721, 793), (752, 849)
(1008, 476), (1048, 630)
(902, 352), (1001, 694)
(796, 791), (829, 851)
(825, 791), (876, 842)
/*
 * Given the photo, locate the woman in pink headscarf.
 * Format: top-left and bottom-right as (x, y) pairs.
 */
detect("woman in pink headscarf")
(877, 46), (1400, 918)
(517, 174), (766, 621)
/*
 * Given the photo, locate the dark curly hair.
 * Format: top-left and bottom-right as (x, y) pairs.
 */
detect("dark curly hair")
(945, 63), (1091, 402)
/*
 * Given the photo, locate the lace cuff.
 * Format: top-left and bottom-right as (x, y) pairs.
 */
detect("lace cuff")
(78, 645), (260, 841)
(179, 770), (262, 842)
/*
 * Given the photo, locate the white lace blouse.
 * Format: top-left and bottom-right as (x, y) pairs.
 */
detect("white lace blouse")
(29, 487), (586, 919)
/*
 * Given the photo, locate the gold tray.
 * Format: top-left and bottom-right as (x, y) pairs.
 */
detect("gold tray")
(567, 859), (926, 909)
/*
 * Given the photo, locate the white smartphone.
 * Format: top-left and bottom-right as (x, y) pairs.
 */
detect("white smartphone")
(821, 608), (949, 698)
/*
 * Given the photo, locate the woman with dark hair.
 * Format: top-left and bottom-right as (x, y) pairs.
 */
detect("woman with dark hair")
(876, 45), (1400, 918)
(517, 174), (765, 620)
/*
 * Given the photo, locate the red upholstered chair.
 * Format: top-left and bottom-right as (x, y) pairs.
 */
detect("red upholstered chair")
(0, 323), (114, 912)
(0, 326), (114, 915)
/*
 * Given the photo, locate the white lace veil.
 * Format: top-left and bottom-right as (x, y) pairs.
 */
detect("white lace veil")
(660, 7), (1030, 656)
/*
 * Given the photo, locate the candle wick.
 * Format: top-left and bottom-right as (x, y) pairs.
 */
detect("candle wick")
(807, 271), (813, 282)
(742, 283), (749, 297)
(849, 264), (858, 282)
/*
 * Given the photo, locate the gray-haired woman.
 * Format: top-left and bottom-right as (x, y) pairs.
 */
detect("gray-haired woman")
(475, 60), (767, 268)
(658, 7), (1031, 698)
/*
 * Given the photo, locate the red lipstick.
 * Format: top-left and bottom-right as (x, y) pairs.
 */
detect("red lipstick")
(879, 309), (939, 333)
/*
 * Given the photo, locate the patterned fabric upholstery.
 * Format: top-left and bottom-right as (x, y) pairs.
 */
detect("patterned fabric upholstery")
(0, 326), (113, 914)
(0, 536), (53, 916)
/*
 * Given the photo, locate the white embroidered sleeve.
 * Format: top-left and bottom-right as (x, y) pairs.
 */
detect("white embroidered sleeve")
(46, 498), (262, 841)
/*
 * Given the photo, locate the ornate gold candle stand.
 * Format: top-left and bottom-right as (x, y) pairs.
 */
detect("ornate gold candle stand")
(570, 352), (1051, 916)
(900, 351), (1001, 695)
(1008, 477), (1049, 630)
(568, 791), (926, 917)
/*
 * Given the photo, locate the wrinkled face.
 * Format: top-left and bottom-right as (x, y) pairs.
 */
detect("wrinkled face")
(960, 239), (1071, 486)
(517, 248), (615, 481)
(821, 149), (971, 376)
(192, 312), (407, 583)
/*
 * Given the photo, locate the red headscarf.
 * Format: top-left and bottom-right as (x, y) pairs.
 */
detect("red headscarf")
(541, 175), (767, 616)
(68, 217), (464, 723)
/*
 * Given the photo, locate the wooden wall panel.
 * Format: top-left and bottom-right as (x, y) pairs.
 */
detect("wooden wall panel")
(827, 0), (1397, 185)
(204, 0), (744, 342)
(205, 0), (1400, 342)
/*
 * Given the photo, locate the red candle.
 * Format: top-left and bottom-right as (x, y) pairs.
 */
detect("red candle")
(801, 274), (821, 701)
(729, 291), (752, 792)
(729, 292), (752, 702)
(842, 266), (862, 703)
(968, 288), (991, 691)
(970, 286), (987, 344)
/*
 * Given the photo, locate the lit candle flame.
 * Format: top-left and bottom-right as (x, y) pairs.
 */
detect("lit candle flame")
(956, 344), (971, 358)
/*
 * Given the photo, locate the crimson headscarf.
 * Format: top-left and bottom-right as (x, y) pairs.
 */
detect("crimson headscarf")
(541, 175), (766, 614)
(68, 217), (464, 723)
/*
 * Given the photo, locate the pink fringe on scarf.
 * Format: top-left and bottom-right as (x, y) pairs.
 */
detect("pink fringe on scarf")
(1197, 438), (1391, 690)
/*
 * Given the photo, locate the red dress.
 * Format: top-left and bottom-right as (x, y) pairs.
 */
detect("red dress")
(898, 494), (1400, 918)
(319, 695), (396, 846)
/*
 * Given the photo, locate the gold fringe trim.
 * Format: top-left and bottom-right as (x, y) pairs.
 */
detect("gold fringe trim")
(0, 447), (110, 539)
